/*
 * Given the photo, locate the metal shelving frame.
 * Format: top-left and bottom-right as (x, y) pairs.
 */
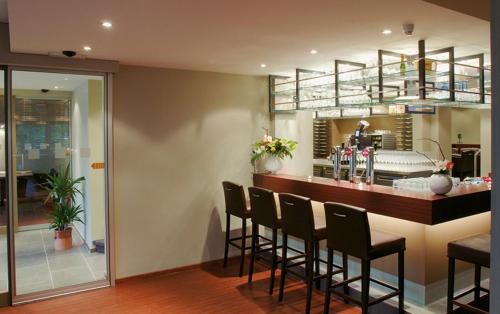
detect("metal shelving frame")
(268, 40), (491, 115)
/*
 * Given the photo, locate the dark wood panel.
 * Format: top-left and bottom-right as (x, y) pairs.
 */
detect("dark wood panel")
(253, 173), (490, 225)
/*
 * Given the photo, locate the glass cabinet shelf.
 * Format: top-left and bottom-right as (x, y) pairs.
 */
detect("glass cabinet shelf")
(270, 41), (491, 114)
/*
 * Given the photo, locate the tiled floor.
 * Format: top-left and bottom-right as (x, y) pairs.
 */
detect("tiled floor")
(0, 228), (106, 295)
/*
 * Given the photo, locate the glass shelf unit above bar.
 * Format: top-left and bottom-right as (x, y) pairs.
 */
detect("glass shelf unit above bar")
(269, 40), (490, 113)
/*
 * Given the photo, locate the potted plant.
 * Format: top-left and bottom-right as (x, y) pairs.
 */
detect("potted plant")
(251, 130), (297, 174)
(417, 138), (454, 195)
(42, 164), (85, 250)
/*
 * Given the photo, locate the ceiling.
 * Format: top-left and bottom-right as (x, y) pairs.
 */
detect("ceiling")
(5, 0), (491, 76)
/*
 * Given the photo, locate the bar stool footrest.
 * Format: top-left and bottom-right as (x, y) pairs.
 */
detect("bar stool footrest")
(452, 300), (489, 314)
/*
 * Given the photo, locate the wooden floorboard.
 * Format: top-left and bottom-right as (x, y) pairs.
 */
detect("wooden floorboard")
(0, 258), (359, 313)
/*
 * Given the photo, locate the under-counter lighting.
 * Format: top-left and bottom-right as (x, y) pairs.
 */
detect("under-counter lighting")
(260, 63), (267, 68)
(310, 49), (318, 54)
(382, 29), (392, 35)
(83, 46), (92, 51)
(101, 21), (113, 28)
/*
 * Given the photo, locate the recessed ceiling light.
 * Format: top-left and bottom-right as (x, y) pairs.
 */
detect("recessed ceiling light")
(83, 46), (92, 51)
(382, 29), (392, 35)
(260, 63), (267, 68)
(54, 86), (59, 89)
(101, 21), (112, 28)
(310, 49), (318, 54)
(63, 78), (69, 81)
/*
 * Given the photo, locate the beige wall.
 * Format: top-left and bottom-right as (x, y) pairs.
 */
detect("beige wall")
(450, 108), (481, 144)
(88, 80), (106, 243)
(113, 65), (269, 278)
(274, 111), (313, 176)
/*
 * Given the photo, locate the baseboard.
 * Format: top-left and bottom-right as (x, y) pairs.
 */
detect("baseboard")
(116, 256), (239, 284)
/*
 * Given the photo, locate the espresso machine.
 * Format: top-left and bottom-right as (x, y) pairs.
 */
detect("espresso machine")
(349, 120), (371, 149)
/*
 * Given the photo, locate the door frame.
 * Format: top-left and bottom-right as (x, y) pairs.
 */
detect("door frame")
(4, 66), (115, 305)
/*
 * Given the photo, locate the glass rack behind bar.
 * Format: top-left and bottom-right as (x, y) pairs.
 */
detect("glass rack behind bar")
(269, 40), (491, 116)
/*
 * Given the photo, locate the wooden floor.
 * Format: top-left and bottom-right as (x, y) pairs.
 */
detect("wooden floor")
(0, 258), (358, 314)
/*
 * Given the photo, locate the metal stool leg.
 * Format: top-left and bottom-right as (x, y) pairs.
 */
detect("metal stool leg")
(223, 213), (230, 267)
(239, 218), (247, 277)
(248, 222), (257, 283)
(323, 248), (334, 314)
(342, 252), (349, 301)
(278, 233), (288, 302)
(398, 250), (405, 313)
(305, 241), (314, 314)
(269, 228), (278, 295)
(314, 240), (320, 289)
(361, 259), (370, 314)
(474, 264), (481, 305)
(447, 257), (455, 314)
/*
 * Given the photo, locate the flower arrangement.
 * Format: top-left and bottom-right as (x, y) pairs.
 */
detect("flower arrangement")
(416, 138), (454, 175)
(251, 132), (297, 165)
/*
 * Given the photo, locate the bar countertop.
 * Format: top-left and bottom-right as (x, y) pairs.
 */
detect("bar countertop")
(253, 173), (491, 225)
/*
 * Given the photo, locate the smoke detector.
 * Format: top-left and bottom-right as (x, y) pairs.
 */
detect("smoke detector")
(403, 23), (415, 36)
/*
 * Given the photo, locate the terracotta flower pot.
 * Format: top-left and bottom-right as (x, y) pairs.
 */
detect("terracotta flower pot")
(54, 228), (73, 251)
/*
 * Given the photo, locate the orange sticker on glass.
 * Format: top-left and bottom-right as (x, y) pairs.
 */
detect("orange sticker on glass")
(91, 162), (105, 169)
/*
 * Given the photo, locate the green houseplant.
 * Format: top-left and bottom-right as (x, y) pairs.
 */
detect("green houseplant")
(42, 163), (85, 250)
(251, 132), (297, 173)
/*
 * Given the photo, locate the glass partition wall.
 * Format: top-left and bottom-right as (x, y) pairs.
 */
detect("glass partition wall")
(0, 68), (9, 305)
(2, 69), (111, 302)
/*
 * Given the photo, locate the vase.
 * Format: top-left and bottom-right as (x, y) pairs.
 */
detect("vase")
(54, 228), (73, 251)
(264, 156), (283, 174)
(429, 174), (453, 195)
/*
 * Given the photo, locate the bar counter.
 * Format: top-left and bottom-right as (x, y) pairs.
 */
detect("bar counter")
(253, 173), (491, 305)
(253, 173), (490, 225)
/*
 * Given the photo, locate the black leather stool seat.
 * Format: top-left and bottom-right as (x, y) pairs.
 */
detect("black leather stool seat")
(370, 230), (406, 259)
(447, 233), (491, 313)
(323, 202), (405, 314)
(238, 208), (251, 219)
(448, 234), (490, 267)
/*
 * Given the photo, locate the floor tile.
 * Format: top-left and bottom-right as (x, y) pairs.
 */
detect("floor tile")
(5, 229), (109, 296)
(51, 265), (95, 288)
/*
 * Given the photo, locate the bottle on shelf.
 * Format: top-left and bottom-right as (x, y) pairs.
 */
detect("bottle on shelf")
(400, 54), (406, 76)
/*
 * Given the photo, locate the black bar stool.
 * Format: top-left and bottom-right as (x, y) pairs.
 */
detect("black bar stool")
(278, 193), (328, 314)
(447, 234), (490, 314)
(323, 202), (405, 314)
(247, 187), (281, 294)
(222, 181), (252, 277)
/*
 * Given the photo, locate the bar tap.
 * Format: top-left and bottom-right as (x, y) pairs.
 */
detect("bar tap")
(332, 146), (342, 181)
(347, 146), (357, 183)
(365, 147), (375, 185)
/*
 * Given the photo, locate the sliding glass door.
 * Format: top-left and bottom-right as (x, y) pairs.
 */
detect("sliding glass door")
(0, 68), (10, 306)
(7, 69), (110, 302)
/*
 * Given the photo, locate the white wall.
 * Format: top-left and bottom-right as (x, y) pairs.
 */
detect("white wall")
(274, 111), (313, 176)
(72, 80), (106, 249)
(451, 108), (481, 144)
(480, 109), (491, 176)
(72, 82), (91, 246)
(113, 66), (269, 278)
(0, 129), (5, 172)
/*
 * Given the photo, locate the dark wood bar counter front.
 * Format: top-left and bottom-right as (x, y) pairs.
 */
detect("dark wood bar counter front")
(253, 173), (491, 306)
(253, 173), (491, 225)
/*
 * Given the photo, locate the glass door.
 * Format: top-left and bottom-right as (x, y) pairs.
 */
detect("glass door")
(0, 68), (10, 306)
(9, 69), (109, 301)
